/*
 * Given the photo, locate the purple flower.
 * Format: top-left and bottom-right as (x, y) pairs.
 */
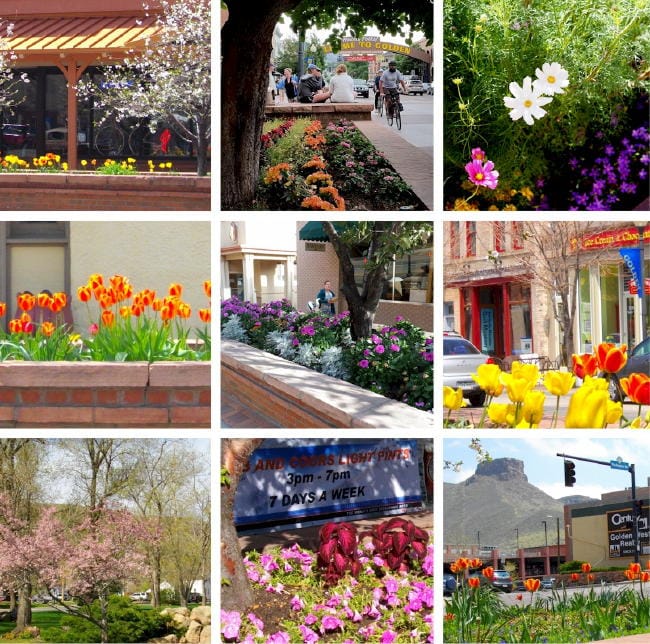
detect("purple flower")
(301, 325), (315, 336)
(299, 625), (320, 643)
(358, 359), (370, 369)
(363, 348), (371, 357)
(415, 401), (425, 408)
(384, 578), (399, 594)
(380, 630), (398, 643)
(371, 334), (381, 344)
(267, 632), (291, 644)
(304, 613), (318, 625)
(320, 615), (343, 632)
(395, 315), (405, 322)
(375, 344), (385, 354)
(247, 613), (264, 632)
(389, 344), (400, 352)
(290, 594), (304, 611)
(260, 553), (279, 572)
(292, 338), (300, 346)
(220, 610), (241, 640)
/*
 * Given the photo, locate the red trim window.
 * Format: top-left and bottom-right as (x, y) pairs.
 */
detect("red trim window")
(494, 222), (505, 252)
(449, 221), (460, 259)
(466, 221), (476, 257)
(512, 221), (524, 250)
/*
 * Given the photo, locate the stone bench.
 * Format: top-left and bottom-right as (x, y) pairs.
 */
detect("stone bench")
(265, 102), (373, 126)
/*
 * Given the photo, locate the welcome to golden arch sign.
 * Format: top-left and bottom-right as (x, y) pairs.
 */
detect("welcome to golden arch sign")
(336, 37), (431, 63)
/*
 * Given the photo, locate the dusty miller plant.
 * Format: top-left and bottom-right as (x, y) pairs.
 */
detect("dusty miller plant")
(221, 316), (248, 343)
(76, 0), (211, 176)
(265, 330), (297, 361)
(320, 346), (350, 380)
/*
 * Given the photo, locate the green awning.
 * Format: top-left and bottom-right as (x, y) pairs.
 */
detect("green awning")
(299, 221), (353, 241)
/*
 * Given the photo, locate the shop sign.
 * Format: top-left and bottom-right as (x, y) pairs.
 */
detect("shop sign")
(607, 503), (650, 558)
(571, 225), (650, 252)
(234, 439), (423, 532)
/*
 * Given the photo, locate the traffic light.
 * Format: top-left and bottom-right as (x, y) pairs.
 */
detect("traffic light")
(564, 460), (576, 487)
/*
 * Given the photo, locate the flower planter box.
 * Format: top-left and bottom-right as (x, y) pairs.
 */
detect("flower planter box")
(221, 340), (433, 429)
(0, 361), (211, 427)
(265, 102), (373, 126)
(0, 173), (211, 211)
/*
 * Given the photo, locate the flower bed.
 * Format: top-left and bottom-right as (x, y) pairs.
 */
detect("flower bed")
(254, 118), (423, 210)
(444, 0), (650, 210)
(443, 342), (649, 428)
(222, 519), (433, 643)
(221, 297), (432, 413)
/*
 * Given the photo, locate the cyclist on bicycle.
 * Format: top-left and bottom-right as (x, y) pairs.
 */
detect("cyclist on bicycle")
(379, 61), (407, 115)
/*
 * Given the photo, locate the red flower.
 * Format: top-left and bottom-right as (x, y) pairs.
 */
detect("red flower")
(596, 342), (627, 373)
(581, 562), (592, 574)
(620, 373), (650, 406)
(572, 353), (598, 379)
(524, 578), (540, 592)
(467, 577), (480, 589)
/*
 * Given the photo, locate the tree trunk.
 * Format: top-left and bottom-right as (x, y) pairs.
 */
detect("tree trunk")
(100, 593), (108, 644)
(196, 117), (209, 177)
(221, 2), (300, 209)
(221, 439), (264, 611)
(151, 547), (161, 608)
(14, 584), (31, 632)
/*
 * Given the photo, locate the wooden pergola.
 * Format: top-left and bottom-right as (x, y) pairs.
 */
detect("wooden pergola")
(0, 1), (160, 168)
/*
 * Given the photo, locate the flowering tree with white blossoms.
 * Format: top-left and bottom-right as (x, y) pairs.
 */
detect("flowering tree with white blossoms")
(0, 22), (30, 113)
(79, 0), (210, 176)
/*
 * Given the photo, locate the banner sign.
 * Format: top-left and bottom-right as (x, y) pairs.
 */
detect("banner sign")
(619, 247), (645, 300)
(338, 38), (432, 63)
(607, 503), (650, 558)
(234, 439), (423, 532)
(571, 225), (650, 252)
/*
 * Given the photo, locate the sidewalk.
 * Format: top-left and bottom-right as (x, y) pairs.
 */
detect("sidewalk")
(355, 119), (433, 211)
(238, 508), (433, 556)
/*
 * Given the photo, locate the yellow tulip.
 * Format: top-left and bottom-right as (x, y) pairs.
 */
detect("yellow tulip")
(472, 363), (504, 396)
(630, 416), (642, 429)
(500, 372), (534, 404)
(522, 390), (546, 425)
(487, 403), (516, 426)
(443, 386), (466, 411)
(543, 370), (575, 396)
(511, 361), (540, 386)
(565, 381), (609, 428)
(605, 400), (623, 426)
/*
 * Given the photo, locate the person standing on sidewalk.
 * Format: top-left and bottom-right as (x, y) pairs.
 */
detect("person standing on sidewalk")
(316, 280), (337, 314)
(379, 61), (407, 112)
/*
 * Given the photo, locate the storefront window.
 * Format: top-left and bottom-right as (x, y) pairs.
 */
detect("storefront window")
(600, 265), (620, 343)
(465, 222), (476, 257)
(578, 268), (592, 352)
(509, 283), (531, 353)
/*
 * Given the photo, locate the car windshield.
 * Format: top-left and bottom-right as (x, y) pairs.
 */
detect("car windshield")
(443, 338), (481, 356)
(631, 337), (649, 356)
(493, 571), (510, 578)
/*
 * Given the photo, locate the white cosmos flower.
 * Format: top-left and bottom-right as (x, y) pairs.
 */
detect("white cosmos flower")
(533, 62), (569, 95)
(503, 76), (553, 126)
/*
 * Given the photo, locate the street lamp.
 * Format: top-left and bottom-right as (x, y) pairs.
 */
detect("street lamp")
(556, 516), (561, 574)
(541, 520), (550, 576)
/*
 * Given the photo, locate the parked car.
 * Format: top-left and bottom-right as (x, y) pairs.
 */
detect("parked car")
(188, 592), (202, 603)
(488, 570), (513, 593)
(129, 591), (149, 601)
(514, 580), (526, 592)
(443, 573), (457, 596)
(608, 336), (649, 401)
(404, 76), (425, 95)
(443, 332), (497, 406)
(541, 576), (556, 590)
(45, 127), (68, 152)
(352, 78), (369, 98)
(2, 123), (33, 148)
(422, 82), (432, 94)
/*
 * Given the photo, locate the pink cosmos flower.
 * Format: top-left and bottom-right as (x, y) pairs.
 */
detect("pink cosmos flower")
(471, 147), (486, 161)
(465, 158), (499, 189)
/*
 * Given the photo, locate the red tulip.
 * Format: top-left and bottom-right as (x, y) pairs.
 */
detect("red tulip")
(596, 342), (627, 373)
(620, 373), (650, 406)
(572, 353), (599, 379)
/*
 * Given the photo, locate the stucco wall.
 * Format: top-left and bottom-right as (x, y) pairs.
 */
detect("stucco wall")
(70, 221), (210, 333)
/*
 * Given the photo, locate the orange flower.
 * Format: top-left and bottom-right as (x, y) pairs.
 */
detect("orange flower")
(516, 594), (523, 601)
(8, 318), (23, 333)
(482, 566), (494, 579)
(581, 562), (592, 573)
(620, 373), (650, 406)
(572, 353), (599, 379)
(152, 298), (163, 312)
(198, 308), (211, 323)
(101, 310), (115, 327)
(467, 577), (481, 589)
(77, 285), (92, 302)
(570, 572), (579, 582)
(596, 342), (627, 374)
(40, 321), (55, 337)
(138, 289), (156, 307)
(50, 292), (67, 313)
(17, 292), (36, 312)
(524, 578), (540, 592)
(130, 303), (144, 317)
(177, 302), (191, 319)
(444, 613), (455, 621)
(625, 569), (637, 581)
(203, 280), (211, 299)
(469, 558), (483, 569)
(87, 273), (104, 290)
(37, 292), (52, 309)
(100, 292), (115, 310)
(641, 571), (650, 583)
(119, 305), (131, 318)
(451, 557), (470, 572)
(629, 562), (641, 575)
(587, 573), (595, 583)
(168, 283), (183, 298)
(0, 302), (6, 317)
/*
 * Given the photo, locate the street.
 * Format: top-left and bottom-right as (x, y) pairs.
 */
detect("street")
(356, 92), (433, 157)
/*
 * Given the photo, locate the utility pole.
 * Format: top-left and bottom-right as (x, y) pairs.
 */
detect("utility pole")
(556, 516), (561, 574)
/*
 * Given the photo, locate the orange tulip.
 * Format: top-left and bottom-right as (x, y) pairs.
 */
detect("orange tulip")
(620, 373), (650, 406)
(101, 310), (115, 327)
(77, 285), (92, 302)
(0, 302), (6, 317)
(50, 292), (67, 313)
(8, 318), (23, 333)
(168, 283), (183, 297)
(572, 353), (599, 379)
(100, 293), (115, 310)
(452, 557), (470, 571)
(625, 569), (636, 581)
(130, 303), (144, 317)
(596, 342), (627, 373)
(524, 578), (540, 592)
(587, 574), (595, 583)
(581, 562), (592, 573)
(203, 280), (211, 299)
(469, 558), (483, 569)
(119, 305), (131, 318)
(152, 298), (163, 312)
(570, 572), (579, 582)
(482, 566), (494, 579)
(138, 289), (156, 307)
(198, 308), (211, 323)
(40, 321), (55, 337)
(17, 292), (36, 312)
(641, 572), (650, 583)
(88, 273), (104, 290)
(467, 577), (481, 589)
(629, 562), (641, 575)
(37, 292), (52, 308)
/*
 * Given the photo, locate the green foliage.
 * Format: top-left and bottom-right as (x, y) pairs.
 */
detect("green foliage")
(41, 596), (168, 643)
(0, 325), (84, 361)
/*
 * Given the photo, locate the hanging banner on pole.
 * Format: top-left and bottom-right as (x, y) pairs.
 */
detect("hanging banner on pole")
(620, 248), (644, 300)
(234, 439), (423, 532)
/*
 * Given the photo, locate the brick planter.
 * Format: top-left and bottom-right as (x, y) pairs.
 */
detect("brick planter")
(0, 173), (211, 211)
(0, 361), (211, 427)
(221, 340), (433, 429)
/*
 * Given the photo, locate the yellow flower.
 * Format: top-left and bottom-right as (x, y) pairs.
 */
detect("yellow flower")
(511, 361), (540, 384)
(452, 77), (463, 85)
(127, 157), (136, 164)
(522, 390), (545, 425)
(472, 363), (504, 397)
(629, 416), (642, 428)
(443, 386), (466, 410)
(81, 159), (88, 167)
(500, 372), (536, 404)
(565, 379), (609, 428)
(487, 403), (515, 426)
(520, 186), (534, 201)
(165, 162), (172, 169)
(605, 400), (623, 426)
(543, 370), (575, 396)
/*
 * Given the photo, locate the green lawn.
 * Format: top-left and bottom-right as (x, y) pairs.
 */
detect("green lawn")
(0, 608), (65, 640)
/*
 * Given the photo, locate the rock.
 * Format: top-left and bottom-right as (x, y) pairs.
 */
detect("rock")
(149, 636), (178, 643)
(161, 607), (191, 629)
(199, 625), (211, 643)
(23, 627), (40, 638)
(189, 605), (211, 626)
(466, 458), (527, 484)
(183, 620), (202, 644)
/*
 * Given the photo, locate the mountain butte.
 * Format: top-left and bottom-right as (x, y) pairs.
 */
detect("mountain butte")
(444, 458), (595, 550)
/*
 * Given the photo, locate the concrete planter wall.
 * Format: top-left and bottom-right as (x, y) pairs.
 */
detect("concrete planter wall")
(0, 361), (211, 427)
(0, 173), (210, 210)
(221, 340), (434, 429)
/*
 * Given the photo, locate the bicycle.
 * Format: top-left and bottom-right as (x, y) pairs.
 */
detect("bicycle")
(376, 93), (384, 117)
(384, 89), (402, 130)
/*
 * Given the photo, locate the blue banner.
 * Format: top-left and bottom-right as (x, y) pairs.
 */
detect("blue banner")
(620, 247), (644, 299)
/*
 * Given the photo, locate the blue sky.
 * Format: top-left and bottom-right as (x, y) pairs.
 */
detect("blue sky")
(443, 437), (650, 501)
